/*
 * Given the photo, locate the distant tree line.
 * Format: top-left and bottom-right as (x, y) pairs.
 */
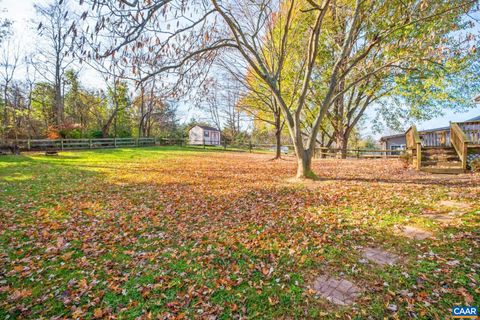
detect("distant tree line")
(0, 0), (181, 141)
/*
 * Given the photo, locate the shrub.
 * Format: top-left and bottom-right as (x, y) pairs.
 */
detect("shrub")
(65, 129), (82, 139)
(86, 130), (103, 138)
(58, 123), (82, 138)
(471, 158), (480, 173)
(46, 126), (60, 139)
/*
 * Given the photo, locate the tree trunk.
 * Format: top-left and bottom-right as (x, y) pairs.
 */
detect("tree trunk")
(2, 85), (8, 140)
(340, 138), (348, 159)
(295, 149), (316, 179)
(336, 131), (348, 159)
(102, 113), (117, 138)
(275, 130), (281, 159)
(55, 60), (64, 127)
(274, 115), (282, 159)
(138, 85), (145, 137)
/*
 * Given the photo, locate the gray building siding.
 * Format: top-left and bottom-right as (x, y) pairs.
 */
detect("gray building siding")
(381, 135), (406, 150)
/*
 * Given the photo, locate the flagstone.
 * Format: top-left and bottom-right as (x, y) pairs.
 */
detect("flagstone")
(423, 212), (461, 224)
(438, 200), (471, 210)
(361, 247), (399, 266)
(312, 276), (362, 306)
(399, 226), (433, 240)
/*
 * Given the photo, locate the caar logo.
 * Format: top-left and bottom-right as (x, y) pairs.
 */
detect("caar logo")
(452, 306), (478, 319)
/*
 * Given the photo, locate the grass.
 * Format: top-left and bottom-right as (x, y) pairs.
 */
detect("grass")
(0, 147), (479, 319)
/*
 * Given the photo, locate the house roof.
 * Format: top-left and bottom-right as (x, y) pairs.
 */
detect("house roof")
(195, 125), (220, 131)
(380, 114), (480, 141)
(379, 133), (405, 141)
(419, 126), (449, 133)
(465, 115), (480, 122)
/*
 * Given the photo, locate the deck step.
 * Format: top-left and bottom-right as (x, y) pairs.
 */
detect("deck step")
(423, 155), (460, 161)
(421, 160), (462, 167)
(419, 146), (464, 174)
(422, 147), (456, 153)
(420, 167), (465, 174)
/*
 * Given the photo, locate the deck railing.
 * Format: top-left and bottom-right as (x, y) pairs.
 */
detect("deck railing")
(451, 123), (470, 170)
(419, 130), (450, 147)
(406, 125), (422, 169)
(459, 121), (480, 145)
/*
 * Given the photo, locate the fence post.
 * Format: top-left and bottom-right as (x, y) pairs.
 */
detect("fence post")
(224, 141), (227, 150)
(356, 149), (359, 159)
(136, 138), (139, 147)
(27, 139), (31, 151)
(249, 142), (252, 153)
(61, 139), (64, 150)
(89, 139), (92, 149)
(203, 137), (206, 149)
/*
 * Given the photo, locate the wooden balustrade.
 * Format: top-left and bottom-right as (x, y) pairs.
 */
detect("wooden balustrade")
(419, 130), (450, 147)
(459, 121), (480, 145)
(450, 123), (470, 170)
(406, 125), (422, 169)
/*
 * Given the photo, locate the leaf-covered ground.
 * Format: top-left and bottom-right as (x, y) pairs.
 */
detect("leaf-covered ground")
(1, 147), (479, 319)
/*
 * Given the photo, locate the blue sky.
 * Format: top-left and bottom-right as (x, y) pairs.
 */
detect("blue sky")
(3, 0), (480, 139)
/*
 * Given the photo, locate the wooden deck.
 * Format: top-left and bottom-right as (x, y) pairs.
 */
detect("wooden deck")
(406, 121), (480, 174)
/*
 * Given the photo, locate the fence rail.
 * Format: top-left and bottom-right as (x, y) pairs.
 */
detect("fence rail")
(4, 137), (404, 159)
(14, 137), (156, 151)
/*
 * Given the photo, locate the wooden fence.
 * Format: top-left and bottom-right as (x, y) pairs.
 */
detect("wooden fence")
(7, 137), (403, 159)
(15, 137), (156, 151)
(313, 147), (403, 158)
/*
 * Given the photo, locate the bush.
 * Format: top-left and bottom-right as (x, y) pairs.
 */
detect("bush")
(86, 130), (103, 139)
(46, 126), (60, 139)
(471, 158), (480, 173)
(58, 123), (82, 138)
(65, 129), (82, 139)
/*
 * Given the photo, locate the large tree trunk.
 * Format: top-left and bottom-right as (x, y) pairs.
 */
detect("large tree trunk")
(335, 127), (351, 159)
(336, 132), (347, 159)
(102, 112), (117, 138)
(295, 148), (316, 179)
(296, 151), (315, 179)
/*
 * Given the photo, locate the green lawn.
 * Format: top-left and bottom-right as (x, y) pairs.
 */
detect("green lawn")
(1, 147), (479, 319)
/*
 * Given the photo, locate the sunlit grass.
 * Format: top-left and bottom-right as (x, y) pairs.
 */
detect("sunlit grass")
(0, 147), (478, 319)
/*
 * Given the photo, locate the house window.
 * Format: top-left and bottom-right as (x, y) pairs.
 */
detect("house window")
(204, 131), (209, 137)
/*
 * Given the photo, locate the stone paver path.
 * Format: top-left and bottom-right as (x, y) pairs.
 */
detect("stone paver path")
(438, 200), (471, 210)
(423, 211), (461, 224)
(399, 225), (433, 240)
(312, 276), (362, 306)
(361, 247), (399, 266)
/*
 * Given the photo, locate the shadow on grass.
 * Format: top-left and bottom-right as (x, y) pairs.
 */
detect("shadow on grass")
(316, 176), (476, 187)
(1, 151), (479, 319)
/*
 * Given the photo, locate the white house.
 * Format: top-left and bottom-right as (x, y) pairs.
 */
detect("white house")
(189, 125), (221, 146)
